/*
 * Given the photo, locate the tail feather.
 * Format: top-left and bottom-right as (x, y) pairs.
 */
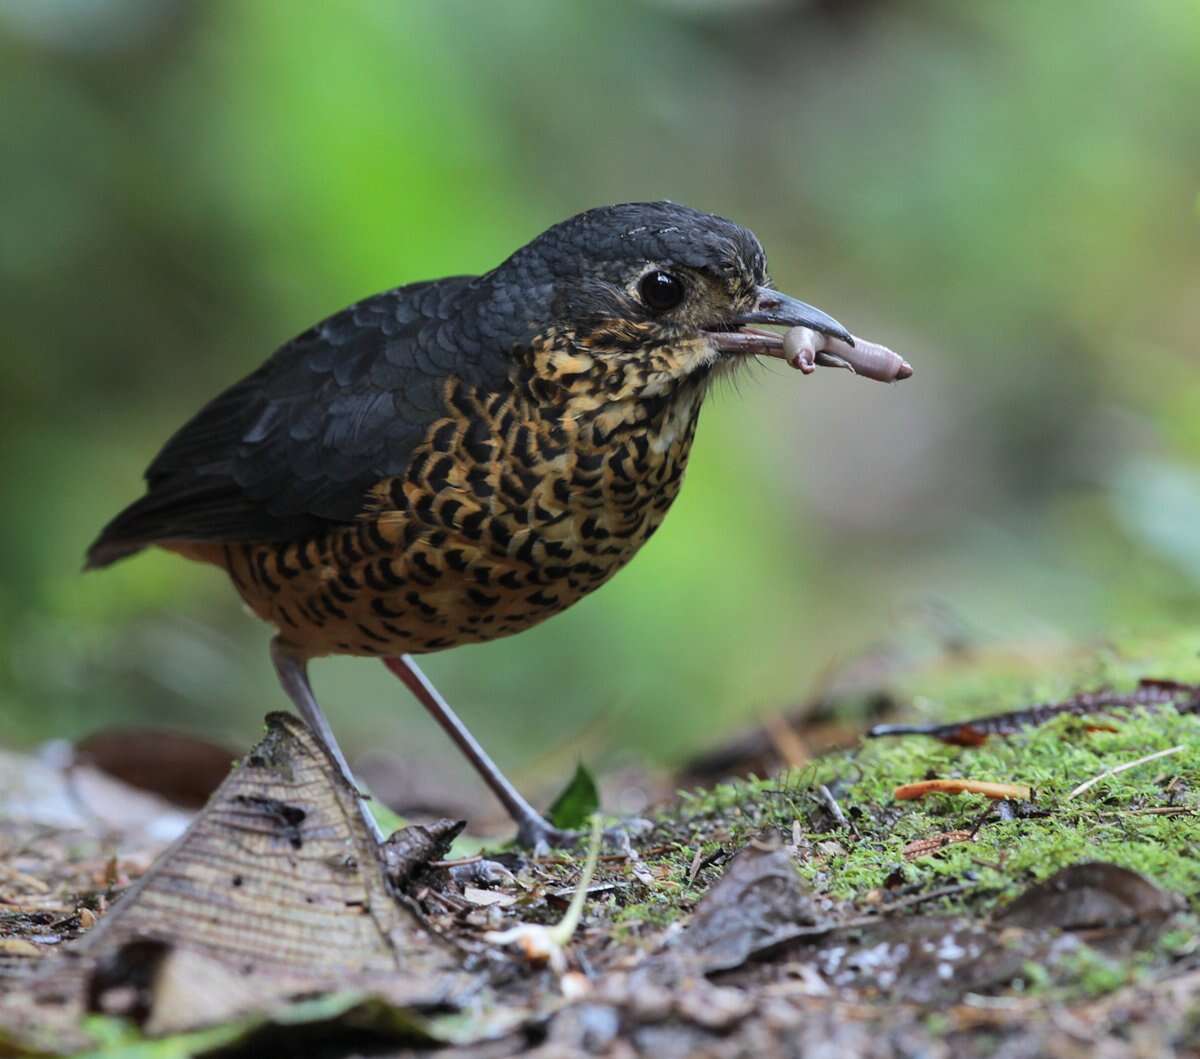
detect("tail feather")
(84, 537), (147, 571)
(85, 481), (252, 570)
(85, 475), (330, 571)
(84, 487), (196, 570)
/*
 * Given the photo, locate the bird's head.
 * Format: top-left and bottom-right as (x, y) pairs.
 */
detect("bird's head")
(475, 201), (854, 406)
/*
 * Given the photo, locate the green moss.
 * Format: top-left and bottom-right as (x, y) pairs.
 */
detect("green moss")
(795, 704), (1200, 908)
(659, 632), (1200, 920)
(447, 632), (1200, 973)
(1049, 946), (1156, 999)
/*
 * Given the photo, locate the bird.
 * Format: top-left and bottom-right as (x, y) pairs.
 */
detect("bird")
(86, 201), (906, 849)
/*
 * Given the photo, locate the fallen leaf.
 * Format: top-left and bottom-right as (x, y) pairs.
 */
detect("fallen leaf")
(995, 862), (1182, 932)
(462, 887), (517, 908)
(681, 846), (827, 973)
(0, 712), (476, 1050)
(902, 830), (975, 861)
(894, 779), (1032, 801)
(75, 727), (236, 809)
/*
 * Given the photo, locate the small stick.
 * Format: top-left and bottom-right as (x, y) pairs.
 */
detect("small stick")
(966, 800), (999, 838)
(1065, 744), (1185, 800)
(817, 783), (857, 837)
(428, 855), (482, 868)
(872, 881), (975, 916)
(868, 678), (1200, 744)
(762, 709), (810, 768)
(1099, 806), (1193, 817)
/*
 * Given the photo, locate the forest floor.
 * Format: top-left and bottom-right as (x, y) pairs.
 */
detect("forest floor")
(3, 631), (1200, 1058)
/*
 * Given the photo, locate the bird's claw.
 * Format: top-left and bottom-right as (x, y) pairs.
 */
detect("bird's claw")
(517, 815), (653, 855)
(448, 858), (517, 886)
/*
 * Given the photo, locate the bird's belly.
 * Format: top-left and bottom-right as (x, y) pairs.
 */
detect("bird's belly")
(195, 386), (702, 659)
(218, 499), (674, 659)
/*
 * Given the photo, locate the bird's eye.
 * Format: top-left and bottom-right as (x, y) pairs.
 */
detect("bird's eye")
(637, 270), (685, 312)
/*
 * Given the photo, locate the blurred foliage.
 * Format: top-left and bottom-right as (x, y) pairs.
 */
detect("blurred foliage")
(2, 1), (1198, 795)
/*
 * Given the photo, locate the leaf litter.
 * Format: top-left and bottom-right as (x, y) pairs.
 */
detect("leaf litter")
(3, 644), (1200, 1055)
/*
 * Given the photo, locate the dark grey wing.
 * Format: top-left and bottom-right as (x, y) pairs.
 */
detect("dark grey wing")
(86, 275), (505, 567)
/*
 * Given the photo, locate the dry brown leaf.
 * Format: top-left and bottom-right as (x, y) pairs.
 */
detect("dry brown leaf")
(894, 779), (1032, 802)
(75, 727), (235, 809)
(994, 863), (1182, 931)
(53, 712), (471, 1035)
(903, 830), (975, 861)
(463, 886), (517, 908)
(681, 846), (826, 973)
(0, 939), (43, 957)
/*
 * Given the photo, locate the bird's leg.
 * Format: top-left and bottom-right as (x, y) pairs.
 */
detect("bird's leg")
(270, 637), (385, 844)
(382, 654), (566, 850)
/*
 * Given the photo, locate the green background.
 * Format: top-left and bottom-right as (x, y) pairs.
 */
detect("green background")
(2, 1), (1198, 805)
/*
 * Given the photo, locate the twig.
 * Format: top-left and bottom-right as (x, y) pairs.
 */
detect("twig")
(817, 783), (859, 838)
(1065, 744), (1186, 800)
(762, 710), (810, 768)
(1099, 806), (1193, 817)
(868, 678), (1200, 744)
(533, 844), (673, 866)
(873, 881), (976, 915)
(825, 882), (980, 932)
(686, 846), (725, 886)
(966, 801), (999, 838)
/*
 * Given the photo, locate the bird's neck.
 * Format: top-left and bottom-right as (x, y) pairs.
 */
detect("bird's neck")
(500, 368), (706, 533)
(513, 349), (709, 450)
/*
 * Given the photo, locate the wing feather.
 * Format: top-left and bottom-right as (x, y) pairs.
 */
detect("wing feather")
(86, 276), (504, 568)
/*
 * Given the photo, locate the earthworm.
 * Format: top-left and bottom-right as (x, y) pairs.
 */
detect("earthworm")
(783, 327), (913, 382)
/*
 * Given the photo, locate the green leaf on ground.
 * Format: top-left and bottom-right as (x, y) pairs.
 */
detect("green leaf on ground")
(547, 762), (600, 830)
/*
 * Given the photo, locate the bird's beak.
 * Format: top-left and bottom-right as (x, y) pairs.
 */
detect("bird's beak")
(704, 285), (851, 364)
(706, 285), (913, 382)
(729, 286), (853, 344)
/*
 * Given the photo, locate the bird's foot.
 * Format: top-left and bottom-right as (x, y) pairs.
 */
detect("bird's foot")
(515, 814), (653, 856)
